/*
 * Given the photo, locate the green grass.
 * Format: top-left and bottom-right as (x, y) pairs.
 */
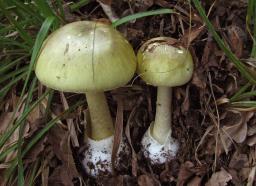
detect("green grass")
(192, 0), (256, 109)
(112, 9), (175, 27)
(0, 0), (255, 184)
(0, 1), (62, 184)
(0, 1), (176, 184)
(70, 0), (90, 12)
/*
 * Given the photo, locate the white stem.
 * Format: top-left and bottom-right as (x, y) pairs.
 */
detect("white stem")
(152, 86), (172, 144)
(85, 92), (114, 140)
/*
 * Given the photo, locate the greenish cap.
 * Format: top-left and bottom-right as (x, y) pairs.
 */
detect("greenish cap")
(137, 37), (194, 87)
(35, 21), (136, 93)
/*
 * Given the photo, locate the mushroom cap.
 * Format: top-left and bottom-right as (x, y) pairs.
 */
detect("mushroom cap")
(35, 21), (136, 93)
(137, 37), (194, 87)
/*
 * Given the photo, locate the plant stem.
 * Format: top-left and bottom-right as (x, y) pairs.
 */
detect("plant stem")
(85, 91), (114, 140)
(152, 86), (172, 144)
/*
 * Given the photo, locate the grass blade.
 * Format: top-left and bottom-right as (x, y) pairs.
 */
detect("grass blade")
(0, 90), (50, 149)
(34, 0), (56, 19)
(4, 99), (85, 181)
(0, 1), (34, 45)
(70, 0), (90, 12)
(17, 77), (37, 186)
(192, 0), (256, 84)
(20, 16), (56, 103)
(112, 9), (174, 27)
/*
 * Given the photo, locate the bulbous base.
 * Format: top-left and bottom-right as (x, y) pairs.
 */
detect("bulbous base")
(141, 122), (179, 164)
(82, 135), (128, 177)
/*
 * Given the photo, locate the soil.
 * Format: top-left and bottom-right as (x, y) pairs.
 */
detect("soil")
(1, 0), (256, 185)
(41, 1), (256, 185)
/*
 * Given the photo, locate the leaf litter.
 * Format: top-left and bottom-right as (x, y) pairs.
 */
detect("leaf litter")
(1, 0), (256, 185)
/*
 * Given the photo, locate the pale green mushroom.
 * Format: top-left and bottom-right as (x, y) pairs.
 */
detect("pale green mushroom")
(137, 37), (194, 164)
(35, 21), (136, 176)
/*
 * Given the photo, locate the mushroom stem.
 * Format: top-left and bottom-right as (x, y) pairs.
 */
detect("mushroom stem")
(152, 86), (172, 144)
(85, 91), (114, 140)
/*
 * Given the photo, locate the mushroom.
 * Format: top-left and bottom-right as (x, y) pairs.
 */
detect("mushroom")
(137, 37), (194, 164)
(35, 21), (136, 176)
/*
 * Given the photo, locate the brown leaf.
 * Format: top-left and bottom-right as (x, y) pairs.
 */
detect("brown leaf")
(177, 161), (195, 186)
(187, 176), (202, 186)
(133, 0), (154, 11)
(48, 165), (74, 186)
(181, 26), (205, 46)
(205, 168), (232, 186)
(112, 96), (124, 172)
(138, 175), (159, 186)
(97, 0), (112, 5)
(103, 175), (136, 186)
(27, 104), (40, 125)
(24, 137), (46, 163)
(227, 25), (246, 58)
(48, 125), (80, 180)
(206, 111), (251, 155)
(124, 96), (145, 177)
(191, 71), (206, 89)
(229, 152), (249, 170)
(229, 151), (250, 182)
(246, 134), (256, 146)
(60, 92), (79, 147)
(0, 112), (14, 134)
(221, 111), (248, 143)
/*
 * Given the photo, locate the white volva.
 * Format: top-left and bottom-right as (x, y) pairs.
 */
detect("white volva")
(35, 21), (136, 176)
(137, 37), (194, 164)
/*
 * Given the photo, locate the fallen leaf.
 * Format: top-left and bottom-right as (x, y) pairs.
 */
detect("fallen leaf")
(97, 0), (112, 5)
(133, 0), (154, 11)
(60, 92), (79, 147)
(181, 26), (205, 46)
(229, 152), (249, 169)
(205, 168), (232, 186)
(48, 125), (80, 181)
(221, 111), (248, 143)
(177, 161), (195, 186)
(138, 174), (159, 186)
(23, 137), (46, 164)
(26, 104), (40, 125)
(100, 174), (137, 186)
(187, 176), (202, 186)
(227, 25), (246, 58)
(246, 135), (256, 146)
(48, 165), (73, 186)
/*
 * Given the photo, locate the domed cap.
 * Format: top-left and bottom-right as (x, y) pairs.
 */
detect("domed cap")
(137, 37), (194, 87)
(35, 21), (136, 93)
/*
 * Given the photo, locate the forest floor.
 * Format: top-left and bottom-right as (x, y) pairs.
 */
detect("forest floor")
(0, 0), (256, 185)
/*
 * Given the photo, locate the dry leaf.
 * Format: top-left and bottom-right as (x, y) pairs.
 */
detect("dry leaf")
(26, 104), (40, 124)
(48, 125), (80, 181)
(97, 0), (112, 5)
(177, 161), (195, 186)
(227, 25), (246, 58)
(138, 175), (159, 186)
(48, 165), (73, 186)
(221, 111), (248, 143)
(0, 112), (14, 134)
(205, 168), (232, 186)
(133, 0), (154, 11)
(246, 135), (256, 146)
(60, 92), (79, 147)
(187, 176), (202, 186)
(181, 26), (205, 46)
